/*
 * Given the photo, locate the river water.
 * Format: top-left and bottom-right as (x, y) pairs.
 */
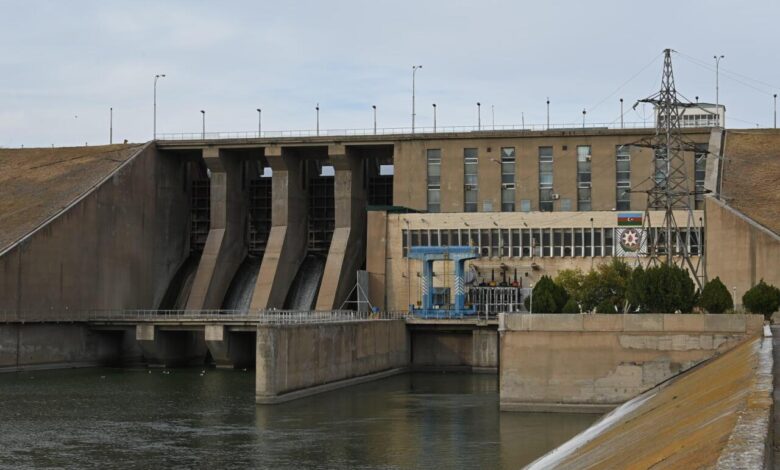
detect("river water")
(0, 369), (598, 469)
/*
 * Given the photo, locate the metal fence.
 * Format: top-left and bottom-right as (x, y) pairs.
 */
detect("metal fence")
(155, 122), (654, 142)
(0, 310), (411, 324)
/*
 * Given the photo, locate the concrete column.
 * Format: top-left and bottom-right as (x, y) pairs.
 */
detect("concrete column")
(186, 148), (249, 310)
(316, 145), (367, 310)
(205, 324), (255, 369)
(366, 210), (388, 311)
(135, 324), (207, 367)
(251, 146), (308, 309)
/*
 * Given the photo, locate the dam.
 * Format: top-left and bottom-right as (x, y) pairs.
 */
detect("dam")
(1, 125), (779, 467)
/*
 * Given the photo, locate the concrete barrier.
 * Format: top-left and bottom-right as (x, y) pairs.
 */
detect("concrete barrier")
(499, 313), (763, 412)
(255, 319), (409, 403)
(526, 335), (773, 469)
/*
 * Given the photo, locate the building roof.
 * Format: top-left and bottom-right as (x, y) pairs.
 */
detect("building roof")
(720, 129), (780, 236)
(0, 143), (145, 253)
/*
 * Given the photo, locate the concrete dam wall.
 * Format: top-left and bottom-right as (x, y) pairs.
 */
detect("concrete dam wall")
(499, 313), (764, 412)
(255, 319), (409, 403)
(527, 334), (773, 469)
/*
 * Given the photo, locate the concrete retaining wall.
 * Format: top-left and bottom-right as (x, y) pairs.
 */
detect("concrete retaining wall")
(255, 320), (409, 403)
(0, 324), (140, 371)
(499, 313), (763, 412)
(410, 327), (498, 371)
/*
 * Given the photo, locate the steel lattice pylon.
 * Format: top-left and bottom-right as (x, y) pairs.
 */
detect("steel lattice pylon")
(632, 49), (704, 288)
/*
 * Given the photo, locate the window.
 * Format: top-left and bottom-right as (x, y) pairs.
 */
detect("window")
(694, 144), (707, 209)
(616, 145), (631, 210)
(577, 145), (592, 211)
(500, 147), (516, 211)
(511, 229), (520, 257)
(464, 148), (479, 212)
(538, 147), (554, 211)
(426, 149), (441, 212)
(654, 147), (668, 187)
(520, 199), (531, 212)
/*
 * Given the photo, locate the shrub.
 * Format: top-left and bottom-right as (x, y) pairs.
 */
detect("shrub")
(595, 299), (618, 313)
(562, 298), (580, 313)
(580, 259), (633, 312)
(640, 263), (696, 313)
(626, 265), (649, 312)
(530, 290), (558, 313)
(742, 280), (780, 320)
(698, 277), (733, 313)
(533, 276), (568, 313)
(555, 269), (585, 304)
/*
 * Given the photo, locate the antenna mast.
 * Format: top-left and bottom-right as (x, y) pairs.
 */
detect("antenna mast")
(634, 49), (704, 288)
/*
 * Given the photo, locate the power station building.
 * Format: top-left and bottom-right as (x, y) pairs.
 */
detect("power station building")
(0, 127), (778, 316)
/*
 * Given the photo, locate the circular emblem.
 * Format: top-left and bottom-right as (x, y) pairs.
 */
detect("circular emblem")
(620, 228), (641, 252)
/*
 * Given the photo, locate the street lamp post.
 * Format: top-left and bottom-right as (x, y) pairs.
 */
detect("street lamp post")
(153, 74), (166, 139)
(412, 65), (422, 133)
(774, 94), (777, 129)
(620, 98), (624, 129)
(546, 98), (550, 130)
(200, 110), (205, 139)
(714, 54), (724, 126)
(582, 109), (586, 129)
(477, 102), (481, 130)
(529, 283), (534, 314)
(257, 108), (262, 137)
(109, 107), (113, 144)
(432, 103), (437, 132)
(316, 103), (320, 136)
(372, 105), (377, 135)
(491, 104), (495, 130)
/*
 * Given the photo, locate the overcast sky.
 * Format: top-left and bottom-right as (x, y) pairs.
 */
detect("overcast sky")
(2, 0), (779, 147)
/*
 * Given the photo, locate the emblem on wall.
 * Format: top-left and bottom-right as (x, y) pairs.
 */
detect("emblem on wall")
(615, 228), (646, 256)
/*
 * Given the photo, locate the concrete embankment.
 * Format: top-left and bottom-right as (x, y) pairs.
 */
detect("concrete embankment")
(0, 323), (140, 372)
(255, 319), (409, 403)
(526, 334), (773, 469)
(499, 314), (763, 412)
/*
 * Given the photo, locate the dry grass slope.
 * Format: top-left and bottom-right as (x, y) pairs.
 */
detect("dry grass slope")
(0, 143), (144, 252)
(722, 129), (780, 236)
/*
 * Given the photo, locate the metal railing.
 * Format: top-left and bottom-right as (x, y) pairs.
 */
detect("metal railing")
(0, 309), (410, 324)
(155, 121), (655, 142)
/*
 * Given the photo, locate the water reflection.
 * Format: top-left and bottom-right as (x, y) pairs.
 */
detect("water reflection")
(0, 369), (598, 469)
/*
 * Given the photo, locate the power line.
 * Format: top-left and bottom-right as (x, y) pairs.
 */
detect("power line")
(586, 52), (664, 115)
(675, 51), (776, 96)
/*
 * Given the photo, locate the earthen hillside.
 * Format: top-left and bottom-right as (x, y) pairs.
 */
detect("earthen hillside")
(0, 143), (144, 253)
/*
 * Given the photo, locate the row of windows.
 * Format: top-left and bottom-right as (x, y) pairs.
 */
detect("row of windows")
(426, 143), (707, 213)
(401, 227), (704, 258)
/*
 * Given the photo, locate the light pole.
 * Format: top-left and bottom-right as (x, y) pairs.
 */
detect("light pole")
(200, 110), (205, 139)
(257, 108), (262, 137)
(582, 109), (586, 129)
(477, 102), (481, 130)
(316, 103), (320, 136)
(529, 283), (534, 314)
(714, 54), (724, 126)
(546, 98), (550, 130)
(432, 103), (437, 132)
(620, 98), (624, 129)
(372, 105), (377, 135)
(774, 94), (777, 129)
(491, 104), (495, 130)
(412, 65), (422, 133)
(153, 74), (166, 139)
(109, 107), (113, 144)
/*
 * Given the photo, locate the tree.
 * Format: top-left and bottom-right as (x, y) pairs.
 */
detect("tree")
(626, 265), (649, 312)
(595, 299), (617, 314)
(698, 277), (733, 313)
(562, 297), (580, 313)
(742, 280), (780, 320)
(579, 259), (633, 312)
(525, 276), (569, 313)
(641, 264), (696, 313)
(555, 269), (585, 304)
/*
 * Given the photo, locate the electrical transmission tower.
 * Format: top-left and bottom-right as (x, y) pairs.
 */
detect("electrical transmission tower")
(632, 49), (705, 289)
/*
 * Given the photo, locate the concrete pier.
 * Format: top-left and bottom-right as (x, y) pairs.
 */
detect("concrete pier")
(255, 319), (409, 404)
(499, 313), (764, 412)
(135, 324), (208, 368)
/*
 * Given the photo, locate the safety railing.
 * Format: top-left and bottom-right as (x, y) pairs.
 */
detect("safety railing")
(155, 121), (655, 142)
(0, 310), (411, 324)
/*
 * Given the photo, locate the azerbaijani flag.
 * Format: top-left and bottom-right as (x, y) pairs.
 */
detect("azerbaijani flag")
(617, 212), (643, 226)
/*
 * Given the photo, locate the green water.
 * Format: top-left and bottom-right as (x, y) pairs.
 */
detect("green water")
(0, 369), (598, 469)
